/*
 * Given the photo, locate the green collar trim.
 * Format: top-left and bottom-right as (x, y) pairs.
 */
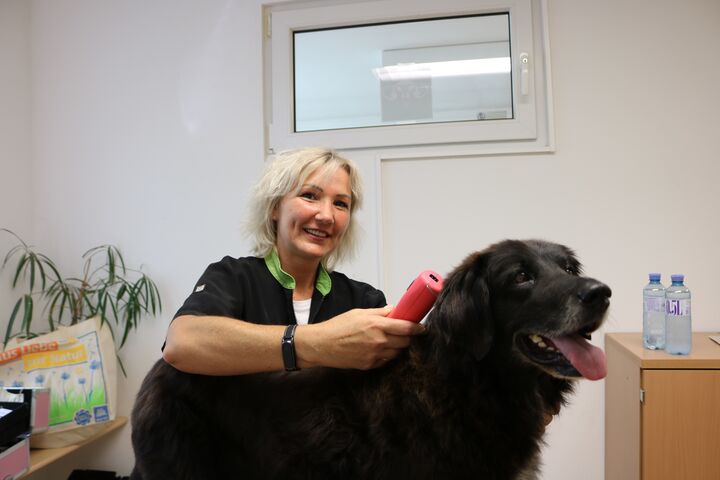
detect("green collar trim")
(264, 249), (332, 296)
(315, 267), (332, 296)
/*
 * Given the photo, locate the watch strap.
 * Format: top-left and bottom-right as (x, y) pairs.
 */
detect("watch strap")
(281, 324), (299, 371)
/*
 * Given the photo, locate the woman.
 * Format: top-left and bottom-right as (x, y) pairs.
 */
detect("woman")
(162, 147), (425, 376)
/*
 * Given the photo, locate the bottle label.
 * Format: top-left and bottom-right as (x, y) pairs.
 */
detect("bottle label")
(667, 299), (691, 316)
(644, 297), (665, 313)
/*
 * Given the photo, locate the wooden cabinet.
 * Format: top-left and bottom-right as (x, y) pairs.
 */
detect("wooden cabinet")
(605, 333), (720, 480)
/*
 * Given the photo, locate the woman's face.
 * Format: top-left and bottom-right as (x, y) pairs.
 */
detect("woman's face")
(273, 166), (352, 266)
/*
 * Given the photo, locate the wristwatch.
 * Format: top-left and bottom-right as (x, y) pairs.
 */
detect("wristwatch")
(281, 324), (299, 371)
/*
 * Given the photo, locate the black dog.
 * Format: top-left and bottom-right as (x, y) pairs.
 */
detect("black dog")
(130, 240), (611, 479)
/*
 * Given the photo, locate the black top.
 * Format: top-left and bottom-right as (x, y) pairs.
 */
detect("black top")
(174, 256), (387, 326)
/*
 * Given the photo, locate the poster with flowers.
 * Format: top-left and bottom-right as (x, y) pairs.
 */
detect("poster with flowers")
(0, 317), (116, 439)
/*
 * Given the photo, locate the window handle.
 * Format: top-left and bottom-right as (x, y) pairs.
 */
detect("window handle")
(520, 53), (530, 96)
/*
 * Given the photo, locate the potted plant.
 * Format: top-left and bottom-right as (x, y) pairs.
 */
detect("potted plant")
(1, 228), (161, 374)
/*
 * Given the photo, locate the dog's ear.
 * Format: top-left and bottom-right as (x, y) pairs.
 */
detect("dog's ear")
(429, 251), (493, 362)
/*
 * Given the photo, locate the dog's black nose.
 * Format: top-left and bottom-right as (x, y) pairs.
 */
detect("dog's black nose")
(578, 282), (612, 309)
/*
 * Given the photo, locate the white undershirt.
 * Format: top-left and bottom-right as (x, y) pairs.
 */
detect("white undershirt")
(293, 298), (312, 325)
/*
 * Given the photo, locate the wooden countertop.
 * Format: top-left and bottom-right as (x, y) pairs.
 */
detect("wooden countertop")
(23, 416), (127, 477)
(605, 332), (720, 369)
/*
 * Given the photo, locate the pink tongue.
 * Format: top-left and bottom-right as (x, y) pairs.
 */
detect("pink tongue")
(550, 334), (607, 380)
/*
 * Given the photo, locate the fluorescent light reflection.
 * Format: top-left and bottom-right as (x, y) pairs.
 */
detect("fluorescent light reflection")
(373, 57), (511, 82)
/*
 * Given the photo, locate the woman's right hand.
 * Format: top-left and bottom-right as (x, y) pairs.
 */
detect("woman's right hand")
(295, 306), (426, 370)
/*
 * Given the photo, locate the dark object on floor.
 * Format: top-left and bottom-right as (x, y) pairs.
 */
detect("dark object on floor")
(67, 470), (128, 480)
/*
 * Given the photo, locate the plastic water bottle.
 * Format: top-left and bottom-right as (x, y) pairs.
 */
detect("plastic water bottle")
(643, 273), (666, 350)
(665, 274), (692, 355)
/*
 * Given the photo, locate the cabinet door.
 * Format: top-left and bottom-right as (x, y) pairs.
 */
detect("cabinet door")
(642, 370), (720, 480)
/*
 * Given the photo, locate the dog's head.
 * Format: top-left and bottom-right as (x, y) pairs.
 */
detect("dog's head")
(426, 240), (611, 381)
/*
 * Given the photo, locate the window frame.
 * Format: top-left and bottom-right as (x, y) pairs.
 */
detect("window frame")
(263, 0), (553, 154)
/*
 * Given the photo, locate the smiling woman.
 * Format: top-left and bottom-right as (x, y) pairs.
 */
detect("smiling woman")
(249, 147), (361, 273)
(272, 167), (353, 297)
(246, 147), (363, 271)
(155, 147), (427, 378)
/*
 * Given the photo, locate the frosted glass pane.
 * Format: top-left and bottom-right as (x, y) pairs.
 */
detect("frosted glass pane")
(294, 13), (512, 132)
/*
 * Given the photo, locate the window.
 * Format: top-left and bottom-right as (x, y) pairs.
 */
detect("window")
(264, 0), (553, 153)
(294, 13), (512, 132)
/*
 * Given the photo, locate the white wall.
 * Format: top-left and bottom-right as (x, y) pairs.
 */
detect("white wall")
(0, 0), (33, 305)
(2, 0), (719, 478)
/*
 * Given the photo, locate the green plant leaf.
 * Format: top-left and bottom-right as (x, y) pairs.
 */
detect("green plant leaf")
(136, 275), (161, 316)
(142, 277), (154, 313)
(82, 245), (102, 283)
(57, 292), (68, 325)
(116, 283), (127, 302)
(22, 294), (34, 337)
(145, 277), (162, 314)
(108, 246), (116, 281)
(46, 279), (75, 330)
(154, 282), (162, 312)
(5, 298), (23, 346)
(113, 246), (126, 274)
(28, 255), (37, 292)
(108, 295), (120, 326)
(99, 286), (115, 328)
(38, 253), (63, 283)
(120, 313), (133, 347)
(3, 231), (161, 355)
(45, 285), (63, 330)
(35, 255), (48, 290)
(101, 315), (117, 346)
(119, 285), (142, 348)
(117, 353), (127, 377)
(12, 253), (29, 288)
(46, 310), (55, 332)
(0, 228), (26, 244)
(3, 244), (25, 269)
(82, 245), (105, 259)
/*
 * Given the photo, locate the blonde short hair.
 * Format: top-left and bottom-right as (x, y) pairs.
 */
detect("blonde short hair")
(246, 147), (363, 271)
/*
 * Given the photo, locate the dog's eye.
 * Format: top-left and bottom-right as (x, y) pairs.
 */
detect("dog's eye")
(514, 271), (533, 284)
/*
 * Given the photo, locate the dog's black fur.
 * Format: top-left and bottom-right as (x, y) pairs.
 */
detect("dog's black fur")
(130, 240), (611, 479)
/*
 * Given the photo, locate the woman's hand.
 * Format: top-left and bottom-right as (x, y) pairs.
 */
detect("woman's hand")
(295, 306), (426, 370)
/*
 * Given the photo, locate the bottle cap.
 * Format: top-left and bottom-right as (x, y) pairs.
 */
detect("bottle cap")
(671, 274), (685, 282)
(648, 273), (661, 281)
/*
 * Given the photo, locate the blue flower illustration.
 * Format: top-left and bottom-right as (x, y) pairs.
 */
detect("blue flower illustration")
(61, 371), (71, 405)
(79, 377), (88, 402)
(88, 359), (101, 404)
